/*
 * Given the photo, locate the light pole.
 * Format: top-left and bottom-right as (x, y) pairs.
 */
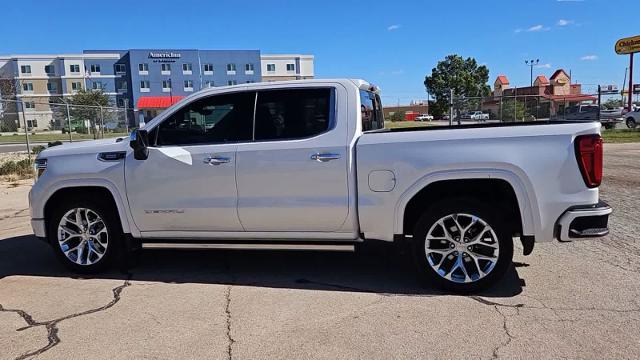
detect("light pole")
(525, 59), (540, 87)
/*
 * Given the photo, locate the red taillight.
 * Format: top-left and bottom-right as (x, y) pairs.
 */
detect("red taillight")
(575, 134), (603, 188)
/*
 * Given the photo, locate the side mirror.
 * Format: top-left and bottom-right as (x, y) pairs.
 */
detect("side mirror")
(129, 129), (149, 160)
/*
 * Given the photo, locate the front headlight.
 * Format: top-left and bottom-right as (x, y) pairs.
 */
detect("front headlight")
(34, 158), (47, 179)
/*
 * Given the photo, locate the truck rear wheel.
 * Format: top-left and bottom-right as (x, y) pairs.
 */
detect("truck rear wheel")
(412, 198), (513, 293)
(627, 117), (637, 129)
(48, 198), (120, 273)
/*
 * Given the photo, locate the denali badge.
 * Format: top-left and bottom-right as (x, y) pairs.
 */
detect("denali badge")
(144, 209), (185, 214)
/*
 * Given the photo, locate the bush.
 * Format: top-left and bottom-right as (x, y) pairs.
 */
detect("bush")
(48, 141), (63, 147)
(0, 159), (33, 177)
(32, 145), (46, 154)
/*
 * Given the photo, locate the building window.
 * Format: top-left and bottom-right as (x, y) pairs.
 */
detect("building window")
(27, 119), (38, 128)
(115, 64), (126, 74)
(22, 82), (34, 92)
(245, 63), (254, 71)
(182, 63), (192, 73)
(69, 64), (80, 73)
(71, 81), (82, 91)
(24, 101), (36, 110)
(47, 82), (58, 92)
(227, 80), (237, 86)
(90, 64), (101, 74)
(44, 65), (55, 75)
(266, 64), (275, 72)
(138, 63), (149, 73)
(20, 65), (32, 74)
(184, 80), (194, 91)
(286, 63), (295, 71)
(162, 80), (172, 92)
(161, 63), (171, 74)
(203, 64), (214, 74)
(226, 64), (236, 74)
(204, 81), (214, 88)
(246, 80), (254, 83)
(140, 80), (150, 92)
(92, 81), (104, 90)
(118, 81), (127, 92)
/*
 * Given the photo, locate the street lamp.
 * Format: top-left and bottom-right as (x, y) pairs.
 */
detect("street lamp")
(525, 59), (540, 87)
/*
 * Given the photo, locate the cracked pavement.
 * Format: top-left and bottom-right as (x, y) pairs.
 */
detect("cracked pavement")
(0, 143), (639, 359)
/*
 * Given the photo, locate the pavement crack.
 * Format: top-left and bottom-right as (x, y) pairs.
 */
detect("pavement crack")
(1, 274), (132, 360)
(491, 305), (514, 359)
(224, 285), (235, 360)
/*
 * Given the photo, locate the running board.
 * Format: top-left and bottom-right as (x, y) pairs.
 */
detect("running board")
(141, 242), (356, 252)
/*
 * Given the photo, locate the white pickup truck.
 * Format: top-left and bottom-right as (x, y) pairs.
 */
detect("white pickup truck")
(29, 79), (611, 292)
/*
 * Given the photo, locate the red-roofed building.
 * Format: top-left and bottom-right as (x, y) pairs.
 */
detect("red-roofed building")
(483, 69), (596, 119)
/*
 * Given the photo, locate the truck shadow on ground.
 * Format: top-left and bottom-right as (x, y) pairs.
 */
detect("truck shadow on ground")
(0, 235), (525, 298)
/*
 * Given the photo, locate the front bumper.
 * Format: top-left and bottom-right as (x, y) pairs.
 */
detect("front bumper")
(556, 201), (612, 242)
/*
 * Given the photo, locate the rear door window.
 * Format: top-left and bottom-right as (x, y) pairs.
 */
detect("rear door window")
(360, 90), (384, 131)
(254, 88), (332, 141)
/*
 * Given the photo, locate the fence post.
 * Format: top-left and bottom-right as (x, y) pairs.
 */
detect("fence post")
(65, 102), (73, 143)
(449, 89), (454, 126)
(19, 100), (31, 162)
(124, 98), (129, 134)
(99, 105), (104, 139)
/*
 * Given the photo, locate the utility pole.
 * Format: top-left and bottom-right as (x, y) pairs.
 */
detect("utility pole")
(65, 101), (72, 142)
(629, 53), (634, 111)
(19, 100), (31, 162)
(525, 59), (540, 87)
(622, 67), (628, 106)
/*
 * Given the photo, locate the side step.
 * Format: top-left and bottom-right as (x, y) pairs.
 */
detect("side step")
(141, 241), (356, 252)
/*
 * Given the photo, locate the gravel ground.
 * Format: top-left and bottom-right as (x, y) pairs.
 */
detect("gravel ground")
(0, 143), (638, 360)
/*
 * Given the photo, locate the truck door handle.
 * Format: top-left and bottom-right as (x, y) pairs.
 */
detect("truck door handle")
(203, 156), (230, 165)
(310, 153), (341, 162)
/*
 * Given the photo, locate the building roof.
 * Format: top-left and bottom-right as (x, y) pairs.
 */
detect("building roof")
(137, 96), (185, 109)
(550, 69), (569, 80)
(495, 75), (509, 85)
(534, 75), (549, 85)
(543, 94), (596, 102)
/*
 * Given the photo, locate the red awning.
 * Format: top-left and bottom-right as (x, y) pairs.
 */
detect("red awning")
(543, 94), (597, 102)
(136, 96), (185, 109)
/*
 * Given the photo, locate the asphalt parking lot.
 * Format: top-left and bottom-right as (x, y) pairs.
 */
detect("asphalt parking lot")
(1, 143), (639, 360)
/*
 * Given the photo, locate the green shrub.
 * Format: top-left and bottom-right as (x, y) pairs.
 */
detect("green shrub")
(0, 159), (33, 177)
(32, 145), (46, 154)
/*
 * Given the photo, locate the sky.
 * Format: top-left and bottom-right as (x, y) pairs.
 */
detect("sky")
(1, 0), (638, 104)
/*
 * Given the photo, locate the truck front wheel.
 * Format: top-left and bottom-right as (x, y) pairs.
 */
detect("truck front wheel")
(627, 117), (637, 129)
(48, 198), (120, 273)
(412, 198), (513, 293)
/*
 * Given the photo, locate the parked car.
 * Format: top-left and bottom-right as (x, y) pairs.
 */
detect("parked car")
(416, 113), (434, 121)
(552, 104), (622, 129)
(625, 109), (639, 129)
(469, 111), (490, 121)
(29, 79), (611, 293)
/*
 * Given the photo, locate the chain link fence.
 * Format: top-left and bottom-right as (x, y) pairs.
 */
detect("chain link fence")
(0, 98), (133, 141)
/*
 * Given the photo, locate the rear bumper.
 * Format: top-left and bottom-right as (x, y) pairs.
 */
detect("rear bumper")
(556, 201), (612, 242)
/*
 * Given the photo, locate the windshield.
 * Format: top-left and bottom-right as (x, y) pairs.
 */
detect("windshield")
(360, 89), (385, 131)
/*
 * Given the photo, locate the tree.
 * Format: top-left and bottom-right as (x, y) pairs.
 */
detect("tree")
(0, 78), (19, 132)
(500, 98), (528, 121)
(424, 55), (491, 117)
(65, 89), (112, 138)
(602, 98), (623, 109)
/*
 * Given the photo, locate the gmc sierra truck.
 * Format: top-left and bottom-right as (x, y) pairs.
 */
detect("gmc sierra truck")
(29, 79), (611, 292)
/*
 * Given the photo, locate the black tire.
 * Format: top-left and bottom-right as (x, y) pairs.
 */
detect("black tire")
(627, 118), (637, 129)
(603, 123), (614, 130)
(412, 198), (513, 293)
(48, 197), (121, 273)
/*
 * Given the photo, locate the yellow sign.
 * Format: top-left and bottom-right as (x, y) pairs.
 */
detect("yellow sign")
(615, 35), (640, 55)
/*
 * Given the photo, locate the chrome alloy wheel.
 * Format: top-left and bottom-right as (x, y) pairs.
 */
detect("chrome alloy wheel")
(425, 213), (500, 283)
(57, 208), (109, 266)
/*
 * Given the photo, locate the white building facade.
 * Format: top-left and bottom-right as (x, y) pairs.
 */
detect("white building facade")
(260, 54), (314, 82)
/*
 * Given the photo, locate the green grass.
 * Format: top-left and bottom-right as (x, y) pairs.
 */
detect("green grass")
(0, 132), (129, 144)
(602, 129), (640, 143)
(385, 121), (436, 129)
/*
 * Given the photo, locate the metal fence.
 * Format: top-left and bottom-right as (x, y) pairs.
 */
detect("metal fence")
(0, 98), (134, 136)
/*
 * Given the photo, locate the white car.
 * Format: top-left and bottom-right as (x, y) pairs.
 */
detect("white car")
(29, 79), (611, 292)
(625, 109), (639, 129)
(416, 114), (434, 121)
(469, 111), (490, 121)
